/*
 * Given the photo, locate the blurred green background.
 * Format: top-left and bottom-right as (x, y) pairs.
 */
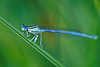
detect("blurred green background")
(0, 0), (99, 67)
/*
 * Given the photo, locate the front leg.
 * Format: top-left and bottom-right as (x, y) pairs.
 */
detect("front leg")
(26, 32), (30, 38)
(30, 35), (38, 43)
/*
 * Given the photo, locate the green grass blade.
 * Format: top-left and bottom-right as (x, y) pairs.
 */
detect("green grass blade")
(0, 16), (63, 67)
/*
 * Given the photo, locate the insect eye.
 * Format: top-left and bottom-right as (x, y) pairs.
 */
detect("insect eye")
(21, 27), (28, 31)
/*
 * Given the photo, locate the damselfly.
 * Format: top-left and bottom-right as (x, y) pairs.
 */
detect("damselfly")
(21, 24), (98, 47)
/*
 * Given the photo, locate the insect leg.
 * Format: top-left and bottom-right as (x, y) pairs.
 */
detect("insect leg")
(30, 35), (36, 42)
(33, 35), (39, 43)
(26, 32), (30, 37)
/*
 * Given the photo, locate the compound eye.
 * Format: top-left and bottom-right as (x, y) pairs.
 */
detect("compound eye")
(21, 24), (26, 31)
(22, 27), (28, 31)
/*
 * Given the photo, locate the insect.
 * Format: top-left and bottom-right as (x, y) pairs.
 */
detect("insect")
(21, 24), (42, 47)
(21, 24), (98, 47)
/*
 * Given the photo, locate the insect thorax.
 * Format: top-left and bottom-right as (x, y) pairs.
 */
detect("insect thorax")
(28, 27), (40, 35)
